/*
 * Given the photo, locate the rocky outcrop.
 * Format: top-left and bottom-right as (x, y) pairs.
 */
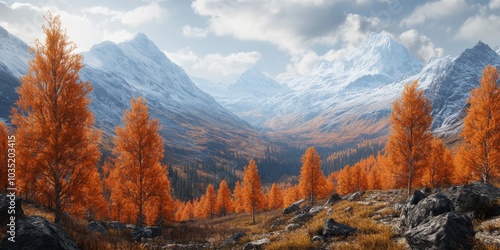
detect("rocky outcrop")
(288, 213), (313, 225)
(221, 232), (245, 247)
(131, 226), (162, 241)
(86, 221), (108, 234)
(322, 218), (357, 238)
(0, 193), (25, 225)
(283, 204), (300, 214)
(108, 221), (127, 230)
(402, 193), (454, 229)
(441, 182), (500, 219)
(285, 223), (300, 232)
(309, 206), (323, 215)
(324, 193), (342, 206)
(348, 191), (365, 201)
(405, 211), (475, 250)
(0, 216), (78, 250)
(409, 190), (426, 205)
(243, 238), (269, 250)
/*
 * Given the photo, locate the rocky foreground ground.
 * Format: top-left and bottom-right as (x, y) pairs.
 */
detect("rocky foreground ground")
(0, 182), (499, 249)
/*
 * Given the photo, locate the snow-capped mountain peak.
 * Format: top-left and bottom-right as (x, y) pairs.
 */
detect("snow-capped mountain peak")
(495, 45), (500, 55)
(0, 26), (29, 77)
(227, 67), (284, 97)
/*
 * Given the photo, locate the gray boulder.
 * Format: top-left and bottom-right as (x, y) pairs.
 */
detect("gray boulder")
(86, 221), (108, 234)
(0, 193), (25, 225)
(324, 193), (342, 206)
(283, 204), (300, 214)
(131, 227), (152, 242)
(409, 190), (427, 205)
(348, 191), (365, 201)
(221, 232), (245, 247)
(285, 223), (300, 232)
(288, 213), (313, 224)
(312, 235), (326, 242)
(322, 218), (357, 238)
(441, 182), (500, 219)
(108, 221), (126, 230)
(146, 226), (162, 238)
(0, 216), (78, 250)
(405, 211), (475, 250)
(403, 193), (454, 229)
(309, 206), (323, 215)
(243, 238), (269, 250)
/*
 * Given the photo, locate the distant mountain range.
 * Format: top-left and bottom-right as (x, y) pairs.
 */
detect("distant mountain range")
(1, 26), (500, 165)
(195, 33), (500, 146)
(0, 27), (269, 164)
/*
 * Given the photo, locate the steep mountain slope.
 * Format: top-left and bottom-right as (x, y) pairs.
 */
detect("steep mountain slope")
(0, 28), (269, 163)
(0, 26), (28, 122)
(81, 34), (269, 162)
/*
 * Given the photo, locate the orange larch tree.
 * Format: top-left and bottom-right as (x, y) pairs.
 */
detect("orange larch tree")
(298, 147), (328, 206)
(283, 185), (300, 207)
(204, 184), (217, 219)
(12, 14), (103, 224)
(422, 137), (454, 189)
(327, 172), (339, 194)
(337, 165), (355, 195)
(109, 97), (173, 226)
(266, 183), (284, 210)
(385, 80), (433, 196)
(458, 65), (500, 183)
(215, 180), (233, 216)
(0, 122), (8, 192)
(181, 201), (194, 221)
(242, 159), (265, 224)
(232, 181), (244, 213)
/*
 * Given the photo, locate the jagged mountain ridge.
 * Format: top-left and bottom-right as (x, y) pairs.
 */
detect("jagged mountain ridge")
(0, 28), (269, 163)
(198, 34), (500, 145)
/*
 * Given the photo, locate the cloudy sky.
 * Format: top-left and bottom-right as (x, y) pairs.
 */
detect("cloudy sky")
(1, 0), (499, 83)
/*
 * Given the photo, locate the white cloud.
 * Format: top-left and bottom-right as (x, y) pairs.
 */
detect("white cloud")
(400, 29), (443, 62)
(401, 0), (468, 26)
(165, 48), (261, 77)
(455, 14), (500, 45)
(182, 25), (208, 38)
(490, 0), (500, 9)
(191, 0), (345, 54)
(84, 3), (165, 27)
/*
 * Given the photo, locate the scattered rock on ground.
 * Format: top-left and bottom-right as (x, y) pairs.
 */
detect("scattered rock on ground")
(322, 218), (357, 238)
(0, 216), (78, 250)
(146, 226), (162, 238)
(409, 190), (427, 205)
(131, 227), (153, 242)
(441, 182), (500, 219)
(221, 232), (245, 247)
(288, 213), (313, 224)
(243, 238), (270, 250)
(285, 223), (300, 232)
(0, 193), (25, 225)
(309, 206), (323, 215)
(283, 204), (300, 214)
(108, 221), (126, 230)
(348, 191), (365, 201)
(405, 211), (475, 250)
(324, 193), (342, 206)
(86, 221), (108, 234)
(312, 235), (326, 242)
(343, 207), (353, 213)
(404, 193), (454, 229)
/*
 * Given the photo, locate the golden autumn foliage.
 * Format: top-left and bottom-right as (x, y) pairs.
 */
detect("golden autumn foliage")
(265, 183), (284, 210)
(204, 184), (217, 219)
(458, 65), (500, 184)
(215, 180), (233, 216)
(233, 181), (245, 213)
(283, 185), (300, 207)
(386, 80), (433, 196)
(298, 147), (328, 206)
(242, 159), (265, 224)
(422, 138), (454, 189)
(12, 14), (103, 224)
(109, 97), (173, 226)
(0, 122), (8, 192)
(337, 165), (354, 195)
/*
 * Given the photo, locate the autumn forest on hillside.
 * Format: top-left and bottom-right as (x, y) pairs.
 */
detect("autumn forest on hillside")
(1, 14), (500, 250)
